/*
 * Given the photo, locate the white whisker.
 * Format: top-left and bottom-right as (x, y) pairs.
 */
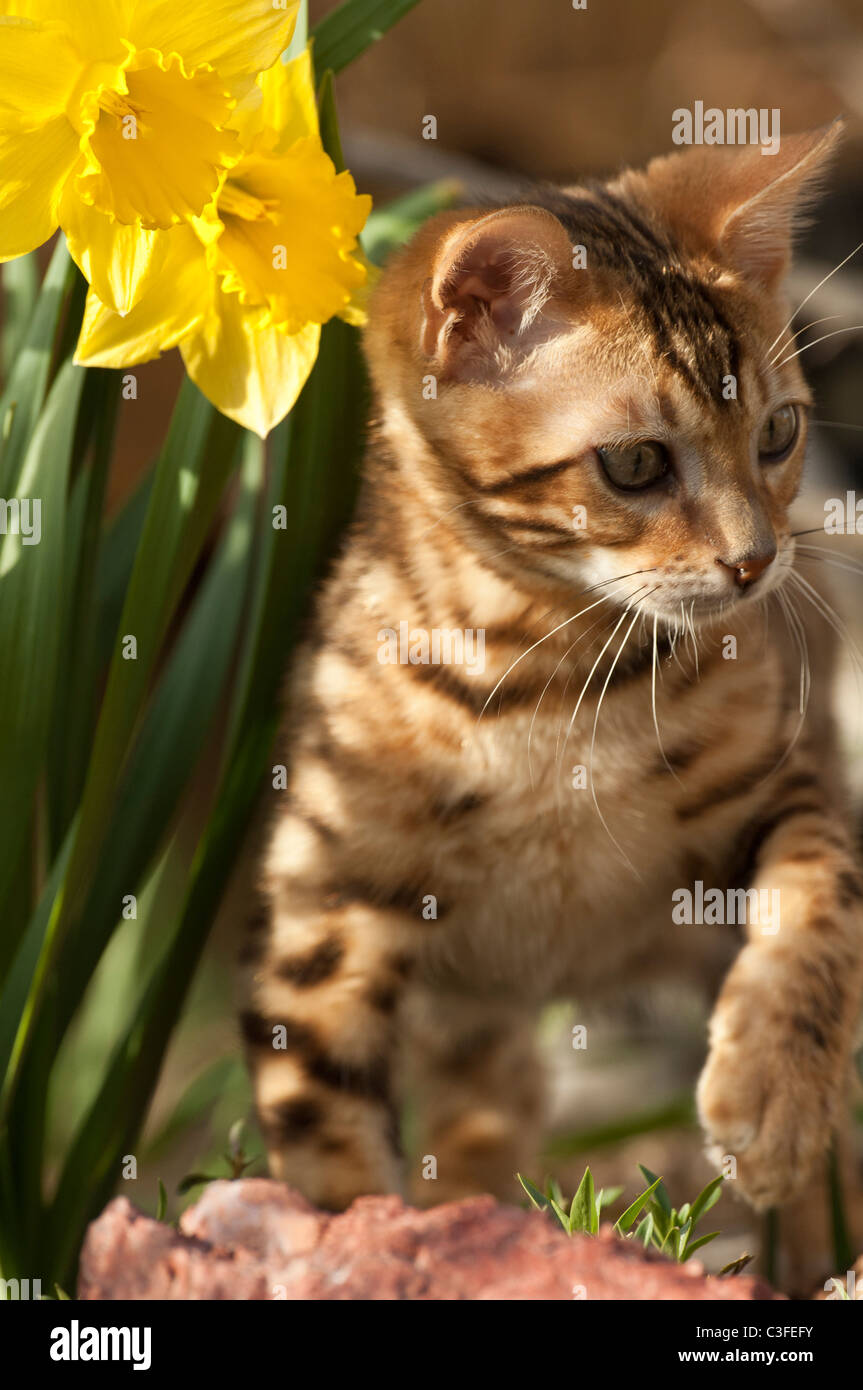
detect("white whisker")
(774, 323), (863, 369)
(587, 602), (648, 879)
(768, 314), (842, 367)
(766, 239), (863, 359)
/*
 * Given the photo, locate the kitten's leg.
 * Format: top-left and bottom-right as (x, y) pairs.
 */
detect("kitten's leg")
(697, 771), (863, 1211)
(241, 866), (418, 1210)
(404, 991), (544, 1206)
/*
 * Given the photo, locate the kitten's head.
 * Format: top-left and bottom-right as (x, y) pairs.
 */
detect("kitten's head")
(366, 123), (842, 626)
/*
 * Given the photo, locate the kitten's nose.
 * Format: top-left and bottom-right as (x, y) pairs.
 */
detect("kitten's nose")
(716, 548), (776, 588)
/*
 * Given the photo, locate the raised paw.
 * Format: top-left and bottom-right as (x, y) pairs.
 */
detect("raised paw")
(696, 986), (843, 1210)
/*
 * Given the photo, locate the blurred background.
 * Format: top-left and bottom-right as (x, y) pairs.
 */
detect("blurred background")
(40, 0), (863, 1287)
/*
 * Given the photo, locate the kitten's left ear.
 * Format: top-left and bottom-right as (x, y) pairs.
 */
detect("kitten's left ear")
(644, 120), (844, 290)
(420, 206), (576, 379)
(718, 121), (843, 287)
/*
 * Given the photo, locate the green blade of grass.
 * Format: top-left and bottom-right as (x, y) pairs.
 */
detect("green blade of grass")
(685, 1175), (724, 1232)
(9, 432), (260, 1240)
(46, 319), (368, 1287)
(0, 382), (239, 1126)
(638, 1164), (672, 1216)
(47, 368), (123, 853)
(47, 432), (257, 1037)
(312, 0), (421, 76)
(517, 1174), (550, 1211)
(0, 358), (84, 949)
(568, 1166), (595, 1235)
(0, 238), (77, 496)
(614, 1175), (664, 1234)
(681, 1231), (720, 1262)
(2, 252), (39, 377)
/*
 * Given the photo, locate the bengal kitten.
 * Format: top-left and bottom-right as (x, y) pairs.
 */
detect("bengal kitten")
(243, 124), (863, 1237)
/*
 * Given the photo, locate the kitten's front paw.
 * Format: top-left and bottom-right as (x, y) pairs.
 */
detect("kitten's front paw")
(696, 1008), (839, 1210)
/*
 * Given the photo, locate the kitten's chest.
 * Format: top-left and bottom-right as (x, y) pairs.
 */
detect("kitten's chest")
(424, 648), (781, 998)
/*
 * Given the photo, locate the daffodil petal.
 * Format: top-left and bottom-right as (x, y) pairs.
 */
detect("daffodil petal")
(217, 141), (371, 332)
(130, 0), (298, 81)
(181, 286), (319, 438)
(338, 253), (380, 327)
(233, 46), (318, 151)
(0, 16), (82, 123)
(2, 1), (130, 55)
(0, 116), (78, 260)
(60, 183), (170, 314)
(74, 227), (206, 366)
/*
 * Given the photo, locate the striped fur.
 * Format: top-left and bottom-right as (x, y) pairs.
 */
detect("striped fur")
(243, 128), (863, 1248)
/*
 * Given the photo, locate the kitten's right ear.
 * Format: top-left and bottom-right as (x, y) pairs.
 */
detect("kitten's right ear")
(420, 206), (575, 380)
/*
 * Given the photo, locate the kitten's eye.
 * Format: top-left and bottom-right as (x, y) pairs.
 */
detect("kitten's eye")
(597, 440), (670, 491)
(758, 404), (799, 461)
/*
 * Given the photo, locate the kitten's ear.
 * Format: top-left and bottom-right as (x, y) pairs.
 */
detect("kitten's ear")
(420, 206), (575, 379)
(718, 122), (843, 286)
(646, 121), (843, 290)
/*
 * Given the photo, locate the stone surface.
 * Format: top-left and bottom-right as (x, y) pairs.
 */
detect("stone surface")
(78, 1179), (783, 1300)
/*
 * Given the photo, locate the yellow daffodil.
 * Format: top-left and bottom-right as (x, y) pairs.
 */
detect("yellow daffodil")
(75, 49), (372, 439)
(0, 0), (299, 311)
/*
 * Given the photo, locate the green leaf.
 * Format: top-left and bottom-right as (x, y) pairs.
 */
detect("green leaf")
(312, 0), (421, 76)
(686, 1175), (724, 1230)
(156, 1180), (167, 1223)
(517, 1174), (550, 1211)
(545, 1176), (565, 1207)
(598, 1185), (624, 1209)
(638, 1164), (672, 1216)
(614, 1175), (664, 1234)
(0, 382), (239, 1126)
(47, 368), (123, 853)
(633, 1212), (654, 1248)
(719, 1252), (753, 1277)
(2, 252), (39, 376)
(42, 323), (368, 1288)
(568, 1167), (595, 1235)
(0, 358), (84, 952)
(317, 69), (346, 172)
(681, 1231), (720, 1261)
(0, 239), (77, 497)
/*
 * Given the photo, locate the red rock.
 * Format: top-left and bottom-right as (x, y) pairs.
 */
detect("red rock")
(77, 1178), (782, 1301)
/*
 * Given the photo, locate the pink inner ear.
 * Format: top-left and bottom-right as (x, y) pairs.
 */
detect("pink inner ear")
(444, 248), (531, 336)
